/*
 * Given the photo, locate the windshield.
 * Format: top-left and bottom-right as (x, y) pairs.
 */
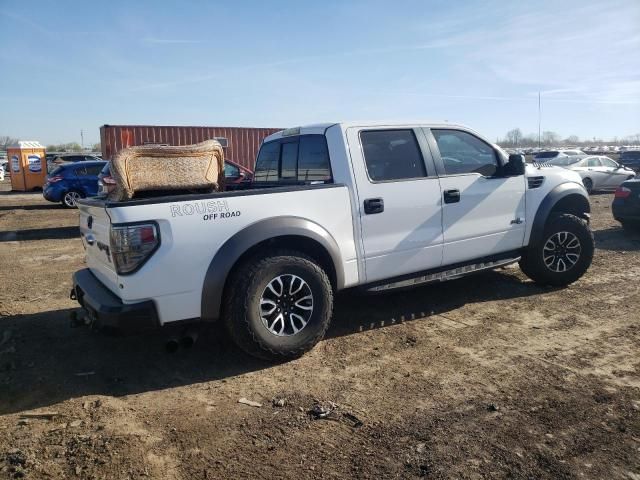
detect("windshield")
(547, 157), (582, 166)
(49, 166), (65, 176)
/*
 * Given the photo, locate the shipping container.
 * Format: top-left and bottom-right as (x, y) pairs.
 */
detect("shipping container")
(100, 125), (282, 171)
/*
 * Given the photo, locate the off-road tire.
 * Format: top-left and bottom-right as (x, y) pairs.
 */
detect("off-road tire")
(519, 214), (594, 286)
(582, 178), (593, 194)
(223, 249), (333, 360)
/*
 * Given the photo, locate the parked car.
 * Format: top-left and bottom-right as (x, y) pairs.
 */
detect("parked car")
(612, 179), (640, 231)
(224, 158), (254, 189)
(0, 164), (5, 181)
(533, 149), (584, 162)
(96, 158), (254, 197)
(43, 160), (106, 207)
(619, 150), (640, 173)
(547, 155), (636, 193)
(71, 121), (594, 360)
(47, 153), (103, 174)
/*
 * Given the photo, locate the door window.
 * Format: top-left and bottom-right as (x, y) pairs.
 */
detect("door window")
(360, 129), (426, 182)
(586, 157), (601, 167)
(75, 166), (88, 176)
(224, 162), (240, 178)
(432, 129), (498, 176)
(600, 157), (617, 168)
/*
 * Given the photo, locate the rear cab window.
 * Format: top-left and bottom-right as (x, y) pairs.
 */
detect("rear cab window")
(254, 134), (332, 184)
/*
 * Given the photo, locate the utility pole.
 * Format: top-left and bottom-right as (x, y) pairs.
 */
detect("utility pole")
(81, 129), (84, 149)
(537, 92), (541, 148)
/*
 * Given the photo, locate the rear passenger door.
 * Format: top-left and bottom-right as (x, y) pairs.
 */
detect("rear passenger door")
(426, 128), (526, 266)
(346, 127), (443, 283)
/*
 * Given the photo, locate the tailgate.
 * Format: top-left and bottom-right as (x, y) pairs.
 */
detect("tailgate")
(77, 199), (119, 293)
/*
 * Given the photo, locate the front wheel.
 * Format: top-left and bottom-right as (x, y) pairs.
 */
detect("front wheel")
(519, 214), (594, 286)
(223, 250), (334, 360)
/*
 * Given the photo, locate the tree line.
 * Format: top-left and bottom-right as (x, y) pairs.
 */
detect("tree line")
(0, 136), (100, 152)
(499, 129), (640, 147)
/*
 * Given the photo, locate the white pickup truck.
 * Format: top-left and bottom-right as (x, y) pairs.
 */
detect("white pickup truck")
(72, 122), (594, 359)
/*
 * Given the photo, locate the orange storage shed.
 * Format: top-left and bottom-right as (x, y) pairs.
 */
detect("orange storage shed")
(8, 141), (47, 191)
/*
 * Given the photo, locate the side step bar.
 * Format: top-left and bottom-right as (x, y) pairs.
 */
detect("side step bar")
(366, 257), (521, 293)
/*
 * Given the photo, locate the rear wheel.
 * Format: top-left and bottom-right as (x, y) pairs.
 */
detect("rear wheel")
(223, 250), (333, 360)
(621, 220), (640, 232)
(519, 214), (594, 286)
(582, 178), (593, 194)
(62, 190), (83, 208)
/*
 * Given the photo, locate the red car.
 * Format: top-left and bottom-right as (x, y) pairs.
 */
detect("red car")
(97, 158), (254, 195)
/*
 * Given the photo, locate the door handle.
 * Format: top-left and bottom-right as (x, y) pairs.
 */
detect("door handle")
(364, 198), (384, 214)
(443, 189), (460, 204)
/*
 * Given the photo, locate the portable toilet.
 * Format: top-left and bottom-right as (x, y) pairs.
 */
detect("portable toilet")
(8, 141), (47, 191)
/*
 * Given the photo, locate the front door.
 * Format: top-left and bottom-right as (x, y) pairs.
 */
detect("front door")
(346, 127), (443, 283)
(427, 128), (526, 266)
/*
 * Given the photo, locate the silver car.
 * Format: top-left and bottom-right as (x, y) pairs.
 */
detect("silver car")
(547, 155), (636, 194)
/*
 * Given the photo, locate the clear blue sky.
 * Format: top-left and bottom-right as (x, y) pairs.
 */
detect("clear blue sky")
(1, 0), (639, 145)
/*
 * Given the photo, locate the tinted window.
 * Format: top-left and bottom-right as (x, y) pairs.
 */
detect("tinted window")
(535, 151), (559, 159)
(254, 141), (280, 182)
(224, 162), (240, 178)
(360, 129), (426, 181)
(86, 164), (104, 175)
(75, 166), (88, 176)
(432, 129), (498, 176)
(49, 166), (65, 176)
(621, 151), (640, 160)
(280, 142), (299, 180)
(298, 136), (331, 182)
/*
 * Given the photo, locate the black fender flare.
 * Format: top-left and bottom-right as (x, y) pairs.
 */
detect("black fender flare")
(200, 216), (345, 322)
(529, 183), (590, 247)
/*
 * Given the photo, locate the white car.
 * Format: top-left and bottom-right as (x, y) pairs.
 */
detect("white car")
(547, 155), (636, 193)
(0, 164), (5, 181)
(533, 149), (584, 162)
(71, 121), (594, 359)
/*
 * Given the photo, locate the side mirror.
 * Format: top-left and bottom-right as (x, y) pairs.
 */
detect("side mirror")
(504, 154), (526, 176)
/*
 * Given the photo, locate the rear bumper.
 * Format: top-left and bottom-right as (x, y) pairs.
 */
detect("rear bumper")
(612, 198), (640, 221)
(71, 268), (159, 333)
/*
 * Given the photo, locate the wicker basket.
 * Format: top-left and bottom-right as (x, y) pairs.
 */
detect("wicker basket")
(108, 140), (225, 201)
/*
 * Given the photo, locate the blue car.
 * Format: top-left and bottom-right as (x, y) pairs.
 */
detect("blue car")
(43, 161), (106, 208)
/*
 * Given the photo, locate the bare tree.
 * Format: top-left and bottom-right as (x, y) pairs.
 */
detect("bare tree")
(564, 135), (580, 145)
(505, 128), (523, 146)
(0, 136), (18, 150)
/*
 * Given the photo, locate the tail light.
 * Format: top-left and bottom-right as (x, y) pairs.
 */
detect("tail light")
(48, 175), (63, 183)
(110, 223), (160, 274)
(102, 175), (116, 185)
(614, 186), (631, 199)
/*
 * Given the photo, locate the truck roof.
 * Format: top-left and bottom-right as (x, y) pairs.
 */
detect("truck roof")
(263, 121), (473, 143)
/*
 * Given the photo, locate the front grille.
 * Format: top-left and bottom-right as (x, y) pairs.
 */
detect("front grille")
(528, 176), (545, 189)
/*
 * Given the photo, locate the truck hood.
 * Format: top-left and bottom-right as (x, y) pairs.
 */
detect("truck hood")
(525, 163), (585, 189)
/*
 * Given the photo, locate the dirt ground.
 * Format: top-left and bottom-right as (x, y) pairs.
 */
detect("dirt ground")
(0, 178), (639, 480)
